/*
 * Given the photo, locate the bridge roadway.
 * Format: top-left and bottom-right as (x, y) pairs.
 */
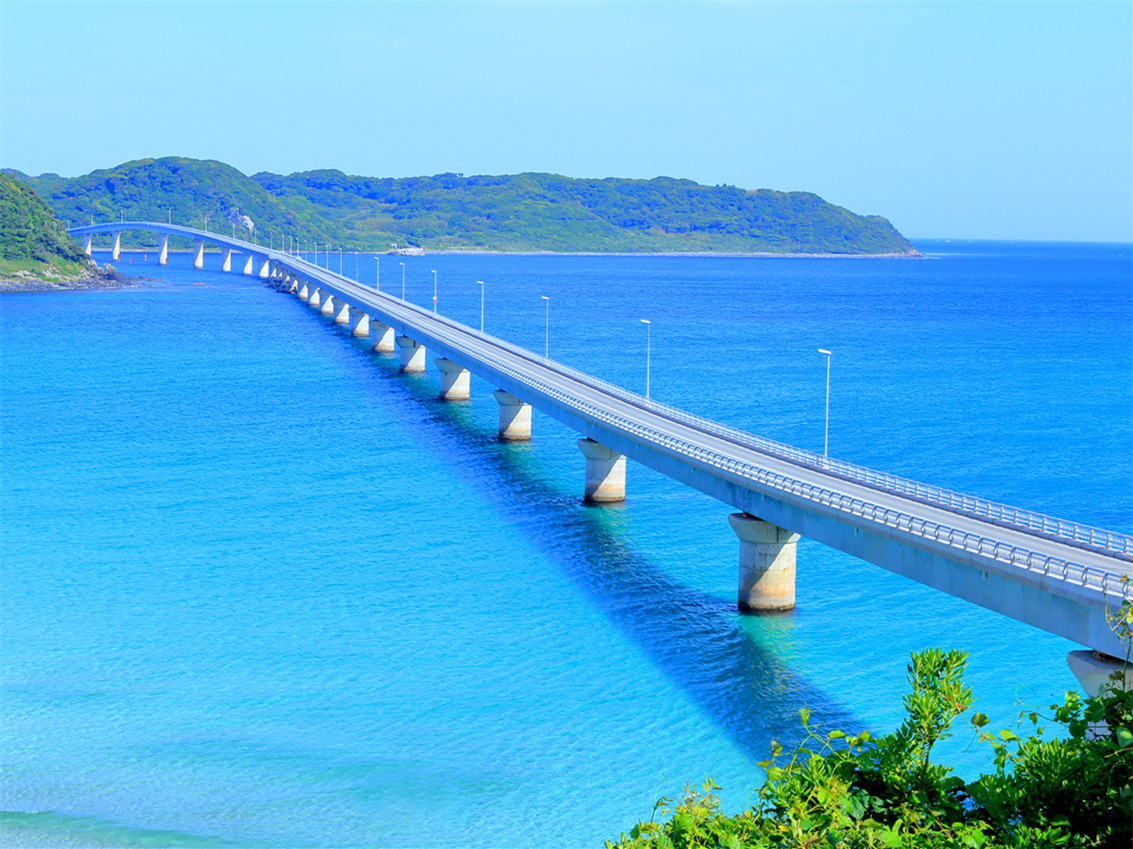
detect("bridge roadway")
(71, 223), (1133, 674)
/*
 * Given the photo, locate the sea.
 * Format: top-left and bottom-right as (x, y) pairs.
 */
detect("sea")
(1, 240), (1130, 848)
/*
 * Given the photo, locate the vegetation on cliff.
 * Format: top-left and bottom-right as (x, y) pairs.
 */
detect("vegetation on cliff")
(0, 171), (91, 281)
(11, 157), (916, 255)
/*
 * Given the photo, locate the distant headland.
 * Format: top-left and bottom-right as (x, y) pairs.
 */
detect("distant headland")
(6, 156), (917, 257)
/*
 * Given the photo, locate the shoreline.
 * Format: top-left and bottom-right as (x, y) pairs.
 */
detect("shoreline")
(91, 247), (924, 260)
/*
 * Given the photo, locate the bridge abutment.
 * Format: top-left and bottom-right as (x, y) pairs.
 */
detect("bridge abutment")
(436, 359), (471, 400)
(494, 390), (531, 441)
(729, 512), (799, 611)
(577, 438), (626, 502)
(397, 336), (426, 372)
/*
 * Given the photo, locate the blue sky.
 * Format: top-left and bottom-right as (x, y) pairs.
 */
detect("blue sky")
(2, 1), (1130, 241)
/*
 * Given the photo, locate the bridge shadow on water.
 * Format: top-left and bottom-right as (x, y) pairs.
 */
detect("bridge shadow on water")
(323, 316), (866, 766)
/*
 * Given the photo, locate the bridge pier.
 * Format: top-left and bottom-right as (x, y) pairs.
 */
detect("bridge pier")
(297, 281), (310, 300)
(333, 301), (352, 324)
(320, 293), (337, 317)
(158, 234), (168, 265)
(308, 287), (322, 307)
(349, 308), (370, 337)
(1067, 650), (1133, 698)
(577, 438), (626, 502)
(243, 253), (255, 275)
(192, 239), (205, 269)
(83, 233), (93, 256)
(494, 390), (531, 441)
(729, 513), (799, 611)
(371, 321), (395, 353)
(436, 359), (471, 401)
(397, 336), (427, 372)
(111, 231), (122, 261)
(222, 249), (233, 272)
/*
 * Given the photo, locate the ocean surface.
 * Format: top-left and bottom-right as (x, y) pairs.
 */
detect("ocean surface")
(2, 240), (1130, 848)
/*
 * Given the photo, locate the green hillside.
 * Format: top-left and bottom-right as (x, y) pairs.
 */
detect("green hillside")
(13, 157), (916, 255)
(0, 171), (92, 282)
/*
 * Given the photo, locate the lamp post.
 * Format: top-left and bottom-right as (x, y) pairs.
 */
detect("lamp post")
(339, 248), (343, 275)
(541, 296), (549, 357)
(477, 280), (484, 332)
(325, 244), (330, 269)
(431, 269), (438, 313)
(399, 262), (405, 299)
(641, 319), (652, 399)
(375, 256), (380, 291)
(818, 348), (832, 457)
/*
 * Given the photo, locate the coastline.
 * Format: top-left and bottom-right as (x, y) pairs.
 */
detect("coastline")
(0, 263), (139, 293)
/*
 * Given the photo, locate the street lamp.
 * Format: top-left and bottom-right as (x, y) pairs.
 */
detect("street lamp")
(641, 319), (652, 399)
(541, 296), (549, 357)
(818, 348), (832, 457)
(325, 244), (330, 269)
(399, 262), (405, 299)
(477, 280), (484, 332)
(375, 256), (380, 291)
(339, 248), (343, 275)
(431, 269), (438, 313)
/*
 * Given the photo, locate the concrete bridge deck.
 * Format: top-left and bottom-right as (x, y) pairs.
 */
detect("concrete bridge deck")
(71, 223), (1133, 682)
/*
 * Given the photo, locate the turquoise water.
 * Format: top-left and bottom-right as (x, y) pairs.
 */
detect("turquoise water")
(2, 241), (1130, 847)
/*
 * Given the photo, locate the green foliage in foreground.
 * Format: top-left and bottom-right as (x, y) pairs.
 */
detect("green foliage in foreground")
(608, 647), (1132, 848)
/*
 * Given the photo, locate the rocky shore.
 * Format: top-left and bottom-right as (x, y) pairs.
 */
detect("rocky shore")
(0, 262), (138, 293)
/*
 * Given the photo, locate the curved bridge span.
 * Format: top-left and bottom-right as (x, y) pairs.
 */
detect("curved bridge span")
(71, 223), (1133, 688)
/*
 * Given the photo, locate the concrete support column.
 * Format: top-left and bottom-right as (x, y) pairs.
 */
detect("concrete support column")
(112, 231), (122, 261)
(493, 390), (532, 441)
(83, 233), (93, 256)
(308, 287), (322, 307)
(1067, 650), (1133, 698)
(287, 278), (299, 295)
(158, 234), (168, 265)
(728, 513), (799, 612)
(371, 322), (395, 353)
(396, 336), (426, 373)
(258, 258), (271, 278)
(320, 294), (337, 317)
(192, 239), (205, 269)
(577, 438), (626, 503)
(436, 358), (471, 401)
(222, 249), (233, 272)
(242, 254), (254, 275)
(334, 301), (351, 324)
(297, 281), (310, 300)
(349, 308), (370, 338)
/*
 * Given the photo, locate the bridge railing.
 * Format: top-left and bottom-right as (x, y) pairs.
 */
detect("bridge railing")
(291, 261), (1133, 566)
(410, 316), (1133, 605)
(407, 304), (1132, 562)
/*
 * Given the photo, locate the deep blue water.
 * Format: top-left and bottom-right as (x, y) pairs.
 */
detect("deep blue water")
(2, 240), (1130, 847)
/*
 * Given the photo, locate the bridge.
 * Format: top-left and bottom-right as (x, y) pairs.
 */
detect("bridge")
(70, 223), (1133, 694)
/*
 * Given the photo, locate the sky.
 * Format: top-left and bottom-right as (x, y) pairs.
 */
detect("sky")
(2, 1), (1130, 241)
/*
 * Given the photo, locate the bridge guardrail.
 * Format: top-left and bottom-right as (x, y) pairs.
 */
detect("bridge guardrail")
(460, 321), (1133, 562)
(412, 313), (1133, 606)
(284, 259), (1133, 600)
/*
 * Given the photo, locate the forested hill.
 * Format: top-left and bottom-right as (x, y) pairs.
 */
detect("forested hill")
(12, 157), (916, 255)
